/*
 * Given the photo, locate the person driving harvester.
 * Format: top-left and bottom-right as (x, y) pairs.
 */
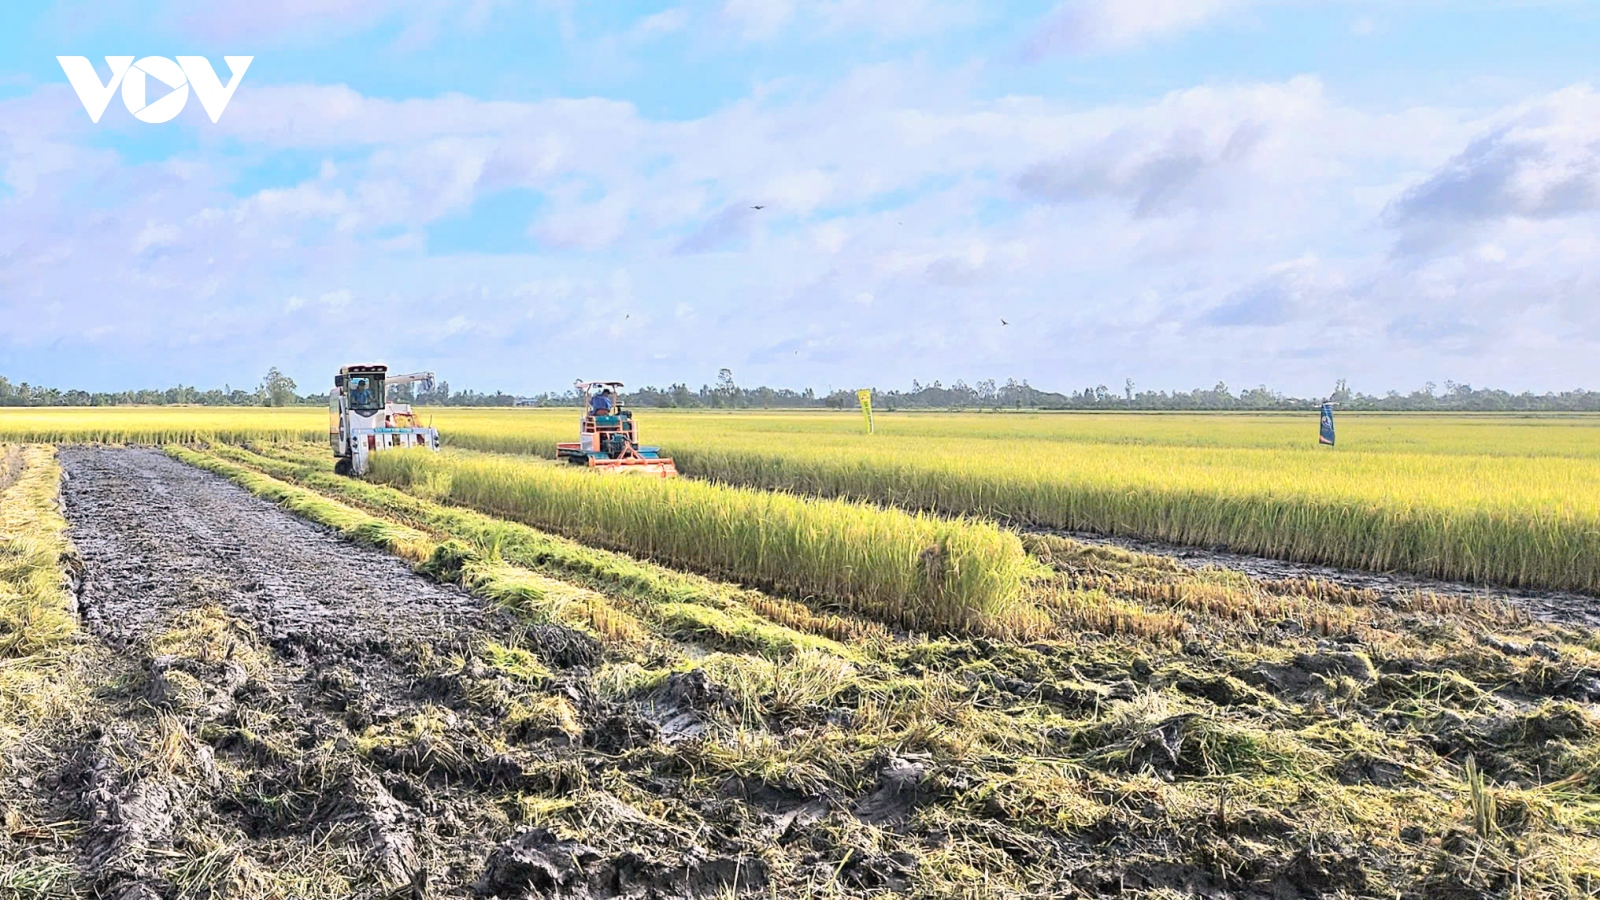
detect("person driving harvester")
(349, 377), (376, 409)
(589, 387), (615, 416)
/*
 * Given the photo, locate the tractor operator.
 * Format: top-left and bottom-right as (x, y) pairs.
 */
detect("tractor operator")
(349, 378), (376, 409)
(590, 388), (615, 416)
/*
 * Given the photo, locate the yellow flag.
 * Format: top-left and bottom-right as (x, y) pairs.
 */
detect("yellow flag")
(857, 388), (874, 433)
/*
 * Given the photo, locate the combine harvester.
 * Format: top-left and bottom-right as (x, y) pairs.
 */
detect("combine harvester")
(557, 380), (678, 477)
(329, 364), (440, 476)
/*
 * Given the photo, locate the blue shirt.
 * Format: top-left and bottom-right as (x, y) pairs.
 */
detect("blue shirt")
(591, 395), (614, 415)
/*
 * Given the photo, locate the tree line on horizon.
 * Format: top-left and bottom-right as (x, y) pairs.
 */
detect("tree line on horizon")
(4, 369), (1600, 413)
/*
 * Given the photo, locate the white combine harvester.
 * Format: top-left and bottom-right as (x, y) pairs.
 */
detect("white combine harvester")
(329, 363), (440, 476)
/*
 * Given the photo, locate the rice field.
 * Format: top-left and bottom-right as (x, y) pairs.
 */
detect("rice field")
(5, 424), (1600, 896)
(2, 406), (1596, 594)
(365, 447), (1039, 634)
(431, 408), (1600, 594)
(0, 406), (322, 444)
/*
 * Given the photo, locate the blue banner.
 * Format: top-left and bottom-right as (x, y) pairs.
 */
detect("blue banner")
(1319, 404), (1336, 446)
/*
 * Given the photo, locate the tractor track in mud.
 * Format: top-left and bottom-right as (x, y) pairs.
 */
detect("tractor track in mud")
(55, 447), (512, 896)
(45, 448), (765, 899)
(60, 446), (489, 650)
(1037, 527), (1600, 630)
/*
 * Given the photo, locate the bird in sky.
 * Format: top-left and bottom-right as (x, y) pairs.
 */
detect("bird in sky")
(752, 205), (765, 210)
(1001, 318), (1009, 326)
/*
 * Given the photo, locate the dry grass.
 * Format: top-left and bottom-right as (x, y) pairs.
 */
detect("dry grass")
(0, 445), (83, 758)
(0, 446), (96, 896)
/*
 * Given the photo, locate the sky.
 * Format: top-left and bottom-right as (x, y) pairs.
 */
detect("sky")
(2, 1), (1599, 397)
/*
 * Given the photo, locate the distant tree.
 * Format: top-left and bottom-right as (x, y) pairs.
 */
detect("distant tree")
(259, 368), (298, 407)
(9, 367), (1600, 412)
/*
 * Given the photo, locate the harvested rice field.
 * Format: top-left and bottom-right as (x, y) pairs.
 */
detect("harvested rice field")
(0, 409), (1597, 898)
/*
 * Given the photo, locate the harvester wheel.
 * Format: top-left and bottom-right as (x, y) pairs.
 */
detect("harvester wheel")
(334, 457), (353, 477)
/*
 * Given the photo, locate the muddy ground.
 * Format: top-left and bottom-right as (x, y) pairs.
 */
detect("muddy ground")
(45, 448), (767, 898)
(60, 447), (489, 649)
(1046, 528), (1600, 630)
(7, 446), (1596, 899)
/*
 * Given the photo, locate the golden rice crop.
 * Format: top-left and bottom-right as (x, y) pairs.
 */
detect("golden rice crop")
(427, 408), (1600, 593)
(7, 406), (1599, 593)
(0, 407), (324, 445)
(367, 449), (1037, 633)
(427, 407), (1600, 459)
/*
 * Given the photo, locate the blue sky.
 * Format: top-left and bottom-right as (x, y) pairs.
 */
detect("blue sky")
(3, 0), (1600, 396)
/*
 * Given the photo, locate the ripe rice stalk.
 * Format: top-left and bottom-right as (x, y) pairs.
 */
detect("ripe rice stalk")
(10, 407), (1600, 594)
(425, 408), (1600, 595)
(0, 407), (322, 445)
(367, 449), (1037, 634)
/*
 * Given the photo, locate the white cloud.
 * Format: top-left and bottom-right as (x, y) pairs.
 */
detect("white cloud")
(630, 7), (690, 40)
(814, 0), (981, 37)
(7, 41), (1599, 395)
(133, 220), (182, 254)
(1027, 0), (1250, 56)
(176, 0), (506, 44)
(721, 0), (795, 40)
(532, 191), (633, 251)
(720, 0), (972, 41)
(1386, 85), (1600, 239)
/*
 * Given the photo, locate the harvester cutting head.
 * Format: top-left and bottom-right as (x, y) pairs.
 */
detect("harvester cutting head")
(556, 380), (679, 477)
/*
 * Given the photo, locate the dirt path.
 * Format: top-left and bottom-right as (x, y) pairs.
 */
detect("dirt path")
(1044, 528), (1600, 630)
(51, 448), (528, 896)
(44, 447), (768, 900)
(60, 446), (486, 651)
